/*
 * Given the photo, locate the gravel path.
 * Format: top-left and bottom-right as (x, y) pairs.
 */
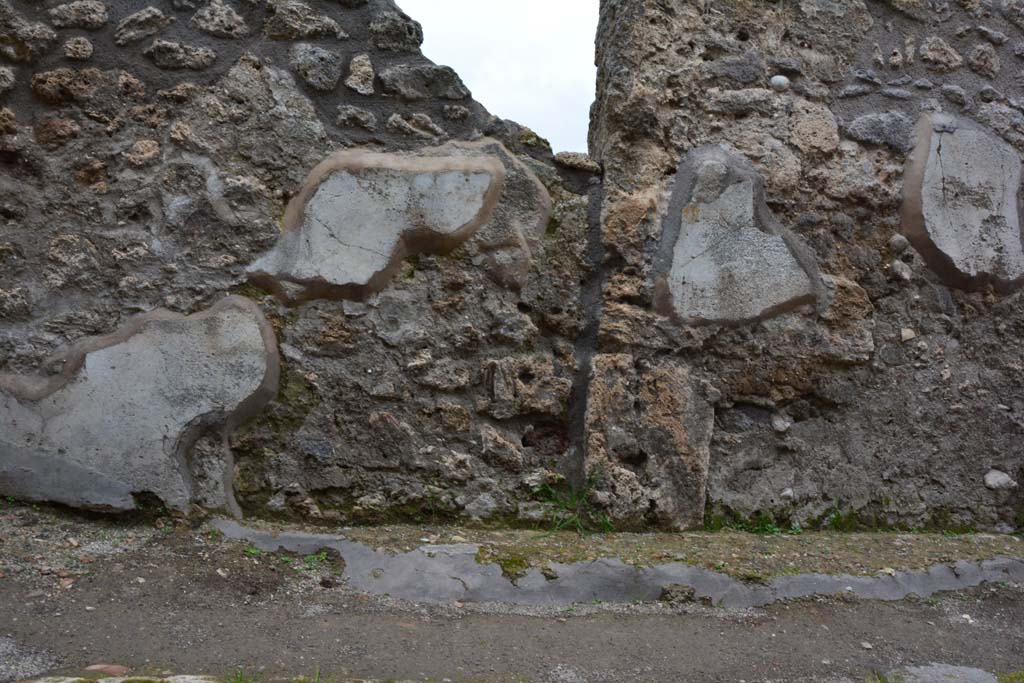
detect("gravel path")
(1, 501), (1023, 683)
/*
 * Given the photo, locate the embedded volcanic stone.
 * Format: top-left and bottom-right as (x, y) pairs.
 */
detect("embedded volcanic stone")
(144, 39), (216, 70)
(113, 7), (173, 46)
(345, 53), (375, 95)
(368, 10), (423, 52)
(901, 113), (1024, 291)
(920, 36), (963, 72)
(335, 104), (376, 130)
(380, 63), (470, 101)
(0, 106), (14, 134)
(63, 36), (94, 60)
(0, 297), (279, 514)
(845, 111), (915, 152)
(247, 151), (505, 303)
(265, 0), (345, 40)
(654, 145), (822, 324)
(0, 66), (14, 94)
(47, 1), (109, 30)
(0, 0), (58, 62)
(0, 287), (29, 317)
(554, 151), (602, 174)
(386, 112), (444, 140)
(191, 0), (249, 39)
(289, 43), (343, 92)
(969, 43), (1001, 78)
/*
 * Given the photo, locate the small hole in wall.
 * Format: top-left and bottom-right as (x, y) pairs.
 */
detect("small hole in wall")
(736, 29), (750, 42)
(521, 422), (569, 456)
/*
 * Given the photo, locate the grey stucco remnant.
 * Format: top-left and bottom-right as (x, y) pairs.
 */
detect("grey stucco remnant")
(0, 297), (279, 515)
(214, 520), (1024, 608)
(902, 112), (1024, 292)
(247, 148), (506, 304)
(0, 442), (136, 511)
(653, 145), (824, 325)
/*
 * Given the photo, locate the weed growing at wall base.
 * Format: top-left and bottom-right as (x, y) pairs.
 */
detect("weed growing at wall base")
(534, 472), (613, 535)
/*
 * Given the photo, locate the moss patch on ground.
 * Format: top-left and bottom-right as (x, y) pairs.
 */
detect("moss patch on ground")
(339, 524), (1023, 581)
(474, 545), (532, 580)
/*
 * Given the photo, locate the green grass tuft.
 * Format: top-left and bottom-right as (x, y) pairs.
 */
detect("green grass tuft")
(534, 472), (613, 535)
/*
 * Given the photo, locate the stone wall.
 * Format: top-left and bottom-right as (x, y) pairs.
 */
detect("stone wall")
(0, 0), (598, 523)
(589, 0), (1024, 531)
(1, 0), (1022, 532)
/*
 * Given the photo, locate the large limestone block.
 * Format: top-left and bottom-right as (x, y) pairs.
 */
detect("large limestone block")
(653, 145), (822, 325)
(902, 113), (1024, 291)
(583, 354), (714, 530)
(248, 149), (505, 303)
(0, 296), (279, 514)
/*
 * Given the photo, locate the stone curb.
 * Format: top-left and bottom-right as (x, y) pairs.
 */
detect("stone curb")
(214, 520), (1024, 609)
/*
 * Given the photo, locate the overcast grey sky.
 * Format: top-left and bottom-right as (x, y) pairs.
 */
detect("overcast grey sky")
(396, 1), (599, 153)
